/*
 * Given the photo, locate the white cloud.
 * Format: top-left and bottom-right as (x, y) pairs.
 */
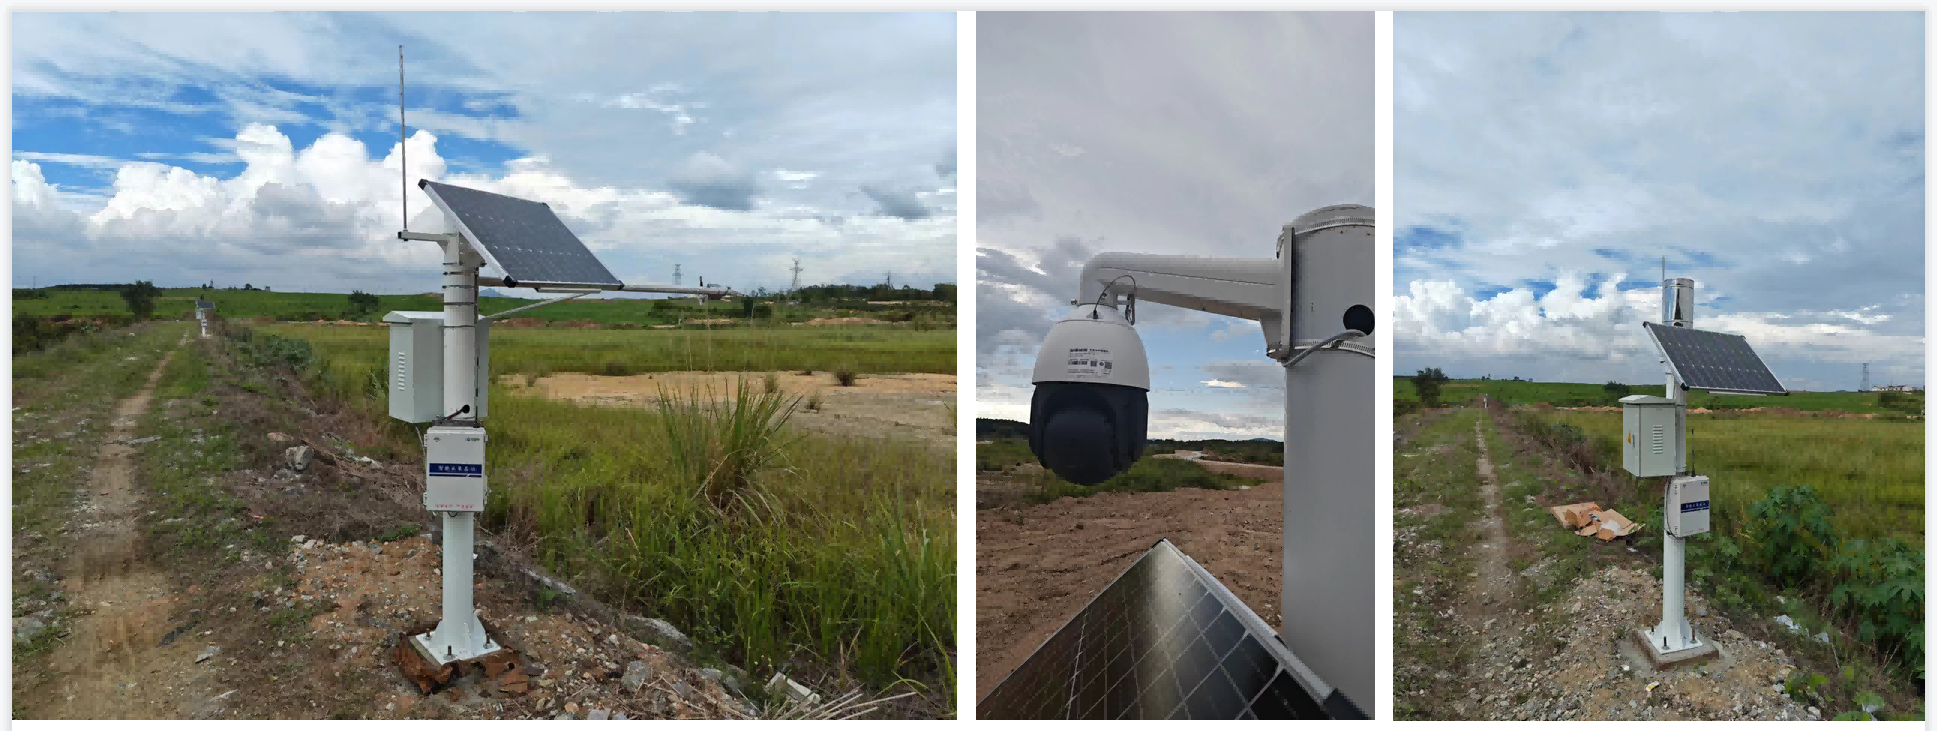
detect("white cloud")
(1396, 12), (1923, 389)
(15, 123), (954, 294)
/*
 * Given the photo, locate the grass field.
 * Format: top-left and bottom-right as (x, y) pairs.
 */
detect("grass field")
(270, 323), (955, 379)
(976, 437), (1251, 503)
(1539, 411), (1923, 544)
(1396, 377), (1916, 415)
(15, 287), (955, 328)
(250, 320), (957, 700)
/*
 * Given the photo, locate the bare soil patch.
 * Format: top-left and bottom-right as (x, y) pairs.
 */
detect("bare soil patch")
(974, 479), (1282, 700)
(504, 371), (955, 446)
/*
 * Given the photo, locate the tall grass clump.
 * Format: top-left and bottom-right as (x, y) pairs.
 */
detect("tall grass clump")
(656, 379), (800, 513)
(481, 392), (953, 688)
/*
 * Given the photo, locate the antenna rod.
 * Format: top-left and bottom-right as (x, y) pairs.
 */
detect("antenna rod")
(400, 45), (407, 231)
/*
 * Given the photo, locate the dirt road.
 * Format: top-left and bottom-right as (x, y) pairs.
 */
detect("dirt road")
(14, 330), (802, 720)
(1393, 408), (1821, 721)
(17, 339), (221, 719)
(975, 459), (1285, 699)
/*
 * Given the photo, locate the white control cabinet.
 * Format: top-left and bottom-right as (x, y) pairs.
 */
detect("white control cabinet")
(424, 425), (488, 512)
(1620, 394), (1678, 478)
(384, 311), (490, 423)
(1666, 475), (1710, 538)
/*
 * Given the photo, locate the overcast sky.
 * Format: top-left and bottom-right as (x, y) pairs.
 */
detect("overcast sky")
(13, 12), (956, 297)
(977, 11), (1373, 440)
(1395, 12), (1924, 392)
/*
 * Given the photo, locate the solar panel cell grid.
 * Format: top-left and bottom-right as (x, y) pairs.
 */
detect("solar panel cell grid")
(1644, 322), (1786, 395)
(978, 539), (1336, 719)
(420, 180), (622, 288)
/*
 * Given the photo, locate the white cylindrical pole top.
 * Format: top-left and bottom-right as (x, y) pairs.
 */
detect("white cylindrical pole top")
(1280, 204), (1374, 711)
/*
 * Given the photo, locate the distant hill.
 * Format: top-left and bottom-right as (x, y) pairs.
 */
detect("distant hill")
(976, 418), (1029, 439)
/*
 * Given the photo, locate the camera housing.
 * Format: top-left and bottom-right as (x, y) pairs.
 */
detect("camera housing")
(1028, 305), (1151, 485)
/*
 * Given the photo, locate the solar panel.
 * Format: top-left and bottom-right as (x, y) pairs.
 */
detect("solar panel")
(978, 539), (1361, 720)
(1644, 322), (1787, 395)
(419, 180), (621, 288)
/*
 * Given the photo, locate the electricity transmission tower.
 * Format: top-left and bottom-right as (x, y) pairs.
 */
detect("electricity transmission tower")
(1862, 363), (1871, 392)
(673, 264), (681, 287)
(790, 257), (803, 294)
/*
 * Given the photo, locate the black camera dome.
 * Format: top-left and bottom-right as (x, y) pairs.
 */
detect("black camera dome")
(1028, 382), (1148, 486)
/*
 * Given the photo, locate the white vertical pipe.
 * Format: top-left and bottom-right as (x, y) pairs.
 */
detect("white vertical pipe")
(1654, 277), (1695, 651)
(437, 512), (478, 659)
(1280, 209), (1374, 707)
(426, 235), (488, 661)
(443, 238), (477, 419)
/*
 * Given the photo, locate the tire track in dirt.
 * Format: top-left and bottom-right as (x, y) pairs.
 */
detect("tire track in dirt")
(1466, 417), (1514, 611)
(19, 336), (225, 719)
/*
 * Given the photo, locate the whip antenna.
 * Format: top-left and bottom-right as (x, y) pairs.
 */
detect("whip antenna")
(400, 45), (407, 230)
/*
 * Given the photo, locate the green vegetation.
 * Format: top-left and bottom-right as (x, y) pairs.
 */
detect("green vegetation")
(274, 323), (953, 379)
(119, 280), (162, 320)
(1411, 367), (1449, 408)
(139, 342), (273, 559)
(1397, 376), (1915, 414)
(977, 437), (1251, 503)
(13, 285), (956, 329)
(1539, 411), (1922, 542)
(255, 322), (956, 696)
(1391, 409), (1485, 720)
(1515, 406), (1923, 683)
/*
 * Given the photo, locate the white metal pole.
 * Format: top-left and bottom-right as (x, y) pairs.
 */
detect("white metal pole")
(422, 235), (491, 662)
(1651, 277), (1696, 652)
(1279, 210), (1375, 708)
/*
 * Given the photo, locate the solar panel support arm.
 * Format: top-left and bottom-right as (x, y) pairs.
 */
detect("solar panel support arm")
(399, 230), (460, 245)
(478, 290), (598, 323)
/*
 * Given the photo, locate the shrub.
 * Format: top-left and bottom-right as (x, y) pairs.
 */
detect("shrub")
(834, 368), (858, 387)
(1827, 537), (1924, 664)
(1413, 367), (1448, 407)
(1744, 485), (1840, 588)
(120, 280), (161, 320)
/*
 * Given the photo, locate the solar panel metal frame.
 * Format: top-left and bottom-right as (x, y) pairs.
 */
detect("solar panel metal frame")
(1643, 321), (1788, 396)
(419, 179), (622, 289)
(977, 538), (1354, 720)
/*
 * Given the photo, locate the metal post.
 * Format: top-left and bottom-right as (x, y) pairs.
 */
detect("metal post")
(412, 235), (496, 664)
(1650, 277), (1699, 652)
(1279, 209), (1375, 707)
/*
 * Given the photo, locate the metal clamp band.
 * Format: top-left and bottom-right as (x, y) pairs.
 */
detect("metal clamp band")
(1279, 330), (1373, 369)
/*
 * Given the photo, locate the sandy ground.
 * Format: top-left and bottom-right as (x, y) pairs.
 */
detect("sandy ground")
(974, 459), (1286, 701)
(504, 371), (955, 446)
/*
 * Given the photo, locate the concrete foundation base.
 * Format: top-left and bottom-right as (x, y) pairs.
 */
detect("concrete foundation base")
(1629, 627), (1721, 670)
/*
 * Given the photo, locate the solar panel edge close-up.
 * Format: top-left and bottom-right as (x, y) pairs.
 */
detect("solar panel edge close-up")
(977, 538), (1340, 720)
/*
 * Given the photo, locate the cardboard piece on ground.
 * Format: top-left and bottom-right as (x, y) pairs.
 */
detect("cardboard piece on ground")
(1548, 502), (1603, 530)
(1572, 509), (1642, 540)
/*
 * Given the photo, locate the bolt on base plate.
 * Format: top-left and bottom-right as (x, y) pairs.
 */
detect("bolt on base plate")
(395, 617), (522, 695)
(1630, 626), (1720, 671)
(408, 613), (501, 668)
